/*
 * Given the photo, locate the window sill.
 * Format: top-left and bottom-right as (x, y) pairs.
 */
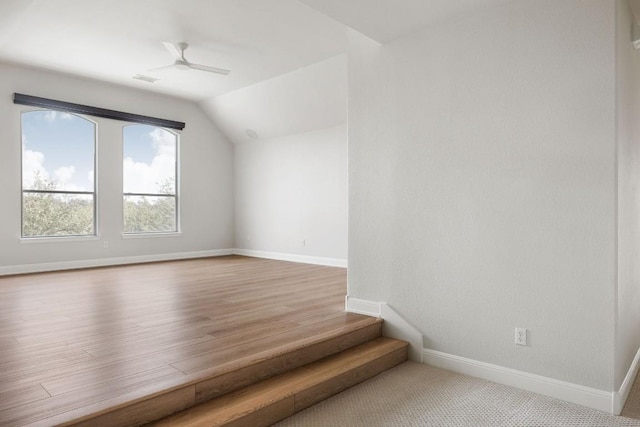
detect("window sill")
(121, 232), (182, 239)
(20, 235), (100, 244)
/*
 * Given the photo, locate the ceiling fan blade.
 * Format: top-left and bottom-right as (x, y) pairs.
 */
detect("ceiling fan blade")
(162, 41), (182, 60)
(188, 62), (230, 75)
(148, 64), (176, 72)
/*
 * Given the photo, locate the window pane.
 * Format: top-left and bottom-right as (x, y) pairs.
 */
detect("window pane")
(23, 193), (94, 237)
(123, 124), (178, 234)
(123, 125), (176, 195)
(123, 195), (176, 233)
(22, 111), (95, 192)
(21, 110), (95, 238)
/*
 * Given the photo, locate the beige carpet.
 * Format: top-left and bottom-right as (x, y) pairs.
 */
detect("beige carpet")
(623, 369), (640, 419)
(274, 362), (640, 427)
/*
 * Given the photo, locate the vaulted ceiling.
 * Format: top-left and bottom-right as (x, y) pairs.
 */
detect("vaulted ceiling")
(0, 0), (520, 142)
(299, 0), (515, 43)
(0, 0), (348, 101)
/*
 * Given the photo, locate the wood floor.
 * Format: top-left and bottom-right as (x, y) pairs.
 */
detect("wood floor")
(0, 255), (373, 426)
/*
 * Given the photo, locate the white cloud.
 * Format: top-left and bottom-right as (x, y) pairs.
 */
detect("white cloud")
(123, 129), (176, 194)
(150, 128), (175, 156)
(54, 166), (86, 191)
(54, 166), (75, 184)
(22, 148), (48, 188)
(22, 146), (85, 191)
(44, 111), (57, 123)
(43, 111), (74, 123)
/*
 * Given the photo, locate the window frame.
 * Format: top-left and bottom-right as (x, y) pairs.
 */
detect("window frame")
(20, 108), (98, 239)
(121, 124), (180, 236)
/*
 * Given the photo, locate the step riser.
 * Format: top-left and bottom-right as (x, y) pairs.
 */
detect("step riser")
(222, 398), (293, 427)
(64, 387), (195, 427)
(213, 345), (408, 427)
(151, 341), (409, 427)
(195, 321), (383, 404)
(295, 346), (408, 412)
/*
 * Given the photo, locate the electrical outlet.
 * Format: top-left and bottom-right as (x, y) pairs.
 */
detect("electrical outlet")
(103, 241), (109, 249)
(515, 328), (527, 346)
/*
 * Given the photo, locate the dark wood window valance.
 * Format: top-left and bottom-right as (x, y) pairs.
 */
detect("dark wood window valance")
(13, 93), (185, 130)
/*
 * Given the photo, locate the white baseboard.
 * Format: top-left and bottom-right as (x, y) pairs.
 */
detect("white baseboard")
(0, 249), (235, 276)
(423, 348), (613, 413)
(344, 297), (615, 414)
(345, 296), (423, 363)
(0, 248), (345, 276)
(344, 296), (382, 317)
(613, 346), (640, 415)
(234, 248), (347, 268)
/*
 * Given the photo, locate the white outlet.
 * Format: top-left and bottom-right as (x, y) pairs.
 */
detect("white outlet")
(103, 241), (109, 249)
(302, 239), (306, 246)
(515, 328), (527, 346)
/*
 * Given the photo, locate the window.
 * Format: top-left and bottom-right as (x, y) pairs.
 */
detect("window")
(21, 110), (96, 238)
(123, 125), (178, 234)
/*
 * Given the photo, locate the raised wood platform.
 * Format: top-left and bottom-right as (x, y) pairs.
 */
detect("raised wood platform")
(0, 256), (407, 427)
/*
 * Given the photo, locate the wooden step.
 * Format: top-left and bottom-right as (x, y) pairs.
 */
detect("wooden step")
(41, 315), (383, 427)
(147, 337), (409, 427)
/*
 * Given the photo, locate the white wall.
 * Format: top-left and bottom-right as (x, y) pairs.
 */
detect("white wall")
(348, 0), (617, 391)
(205, 54), (349, 263)
(0, 63), (234, 272)
(235, 125), (348, 263)
(616, 0), (640, 391)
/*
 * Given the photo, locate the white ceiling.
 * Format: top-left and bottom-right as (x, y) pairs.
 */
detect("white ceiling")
(202, 55), (347, 145)
(0, 0), (348, 101)
(0, 0), (520, 103)
(298, 0), (517, 43)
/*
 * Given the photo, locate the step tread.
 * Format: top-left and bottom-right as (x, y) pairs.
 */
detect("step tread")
(174, 315), (384, 377)
(149, 337), (408, 426)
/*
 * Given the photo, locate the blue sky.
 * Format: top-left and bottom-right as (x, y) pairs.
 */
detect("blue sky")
(123, 124), (158, 165)
(22, 111), (176, 194)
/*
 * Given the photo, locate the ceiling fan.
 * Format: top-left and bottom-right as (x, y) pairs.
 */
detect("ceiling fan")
(150, 42), (230, 75)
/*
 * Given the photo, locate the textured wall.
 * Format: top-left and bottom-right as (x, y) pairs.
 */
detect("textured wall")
(235, 125), (348, 261)
(348, 0), (617, 390)
(0, 63), (234, 269)
(616, 0), (640, 391)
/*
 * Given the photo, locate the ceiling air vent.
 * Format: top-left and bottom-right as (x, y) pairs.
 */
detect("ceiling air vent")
(133, 74), (159, 83)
